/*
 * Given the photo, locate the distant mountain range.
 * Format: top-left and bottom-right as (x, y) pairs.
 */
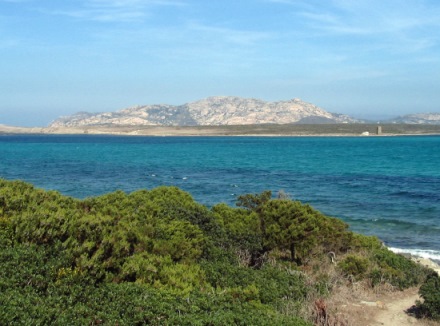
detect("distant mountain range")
(48, 96), (440, 127)
(386, 113), (440, 124)
(49, 96), (360, 127)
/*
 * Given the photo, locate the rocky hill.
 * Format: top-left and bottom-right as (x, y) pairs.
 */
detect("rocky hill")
(388, 113), (440, 124)
(49, 96), (359, 127)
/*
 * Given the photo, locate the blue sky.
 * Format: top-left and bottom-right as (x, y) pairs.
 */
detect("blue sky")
(1, 0), (439, 126)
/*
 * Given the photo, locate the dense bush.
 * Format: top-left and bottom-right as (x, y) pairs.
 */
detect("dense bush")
(0, 247), (309, 325)
(0, 242), (309, 325)
(0, 179), (435, 324)
(229, 191), (353, 265)
(371, 248), (429, 289)
(349, 233), (383, 250)
(1, 180), (314, 325)
(338, 255), (370, 280)
(418, 272), (440, 320)
(201, 259), (307, 304)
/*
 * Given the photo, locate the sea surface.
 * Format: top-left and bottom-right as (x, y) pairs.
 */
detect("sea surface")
(1, 134), (439, 261)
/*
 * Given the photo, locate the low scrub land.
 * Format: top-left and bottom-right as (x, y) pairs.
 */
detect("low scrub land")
(43, 123), (440, 136)
(2, 123), (440, 136)
(1, 179), (439, 325)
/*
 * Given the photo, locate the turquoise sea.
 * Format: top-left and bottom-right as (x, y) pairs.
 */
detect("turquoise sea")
(1, 134), (439, 260)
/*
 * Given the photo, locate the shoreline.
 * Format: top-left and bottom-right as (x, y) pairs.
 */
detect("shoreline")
(389, 248), (440, 275)
(2, 124), (440, 137)
(412, 257), (440, 275)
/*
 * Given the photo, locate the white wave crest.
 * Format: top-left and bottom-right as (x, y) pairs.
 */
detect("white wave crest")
(389, 247), (440, 262)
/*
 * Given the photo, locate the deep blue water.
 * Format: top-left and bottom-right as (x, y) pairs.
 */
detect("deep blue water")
(1, 134), (439, 260)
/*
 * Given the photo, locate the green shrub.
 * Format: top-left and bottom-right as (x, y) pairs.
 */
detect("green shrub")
(369, 268), (385, 287)
(418, 272), (440, 320)
(235, 192), (353, 265)
(0, 232), (309, 325)
(212, 203), (262, 257)
(372, 249), (429, 289)
(349, 233), (383, 250)
(0, 217), (14, 247)
(1, 179), (433, 324)
(338, 255), (370, 280)
(201, 260), (307, 305)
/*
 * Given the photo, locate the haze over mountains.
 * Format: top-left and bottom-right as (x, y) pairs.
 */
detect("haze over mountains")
(43, 96), (440, 127)
(388, 113), (440, 124)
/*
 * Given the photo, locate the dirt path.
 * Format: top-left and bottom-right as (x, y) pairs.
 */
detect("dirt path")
(371, 288), (420, 325)
(344, 287), (439, 326)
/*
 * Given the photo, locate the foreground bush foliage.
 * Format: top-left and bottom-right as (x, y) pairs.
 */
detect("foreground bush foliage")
(417, 272), (440, 320)
(0, 179), (434, 324)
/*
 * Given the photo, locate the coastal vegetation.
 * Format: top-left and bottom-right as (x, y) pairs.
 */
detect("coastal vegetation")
(1, 178), (439, 325)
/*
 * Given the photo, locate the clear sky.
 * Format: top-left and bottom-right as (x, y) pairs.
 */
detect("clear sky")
(1, 0), (439, 126)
